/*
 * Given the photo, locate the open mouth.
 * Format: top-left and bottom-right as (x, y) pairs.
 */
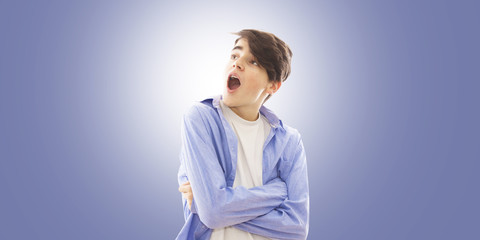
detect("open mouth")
(227, 74), (241, 91)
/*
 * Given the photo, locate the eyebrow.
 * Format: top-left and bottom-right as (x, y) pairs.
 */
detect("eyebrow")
(232, 45), (243, 51)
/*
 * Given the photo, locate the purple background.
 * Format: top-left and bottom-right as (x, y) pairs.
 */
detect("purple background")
(1, 1), (479, 239)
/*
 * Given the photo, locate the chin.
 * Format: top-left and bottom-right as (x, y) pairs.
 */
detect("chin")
(222, 94), (236, 107)
(222, 96), (233, 106)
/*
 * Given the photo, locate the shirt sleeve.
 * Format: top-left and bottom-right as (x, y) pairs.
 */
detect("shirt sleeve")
(233, 137), (310, 240)
(180, 105), (288, 229)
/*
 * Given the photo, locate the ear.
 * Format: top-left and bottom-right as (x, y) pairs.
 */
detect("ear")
(268, 81), (282, 95)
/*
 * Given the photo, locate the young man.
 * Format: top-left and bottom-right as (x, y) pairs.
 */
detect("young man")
(176, 29), (309, 240)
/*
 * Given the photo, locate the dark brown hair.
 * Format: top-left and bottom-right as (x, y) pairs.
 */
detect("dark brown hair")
(233, 29), (293, 83)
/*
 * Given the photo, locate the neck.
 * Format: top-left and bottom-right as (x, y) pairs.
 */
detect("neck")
(229, 105), (261, 121)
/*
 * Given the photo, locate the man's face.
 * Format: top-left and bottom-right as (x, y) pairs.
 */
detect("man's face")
(222, 38), (272, 108)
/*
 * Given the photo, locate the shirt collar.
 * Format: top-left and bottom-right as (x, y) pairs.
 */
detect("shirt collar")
(211, 95), (284, 130)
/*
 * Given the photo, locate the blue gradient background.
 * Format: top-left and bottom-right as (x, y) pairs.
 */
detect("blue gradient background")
(1, 1), (479, 239)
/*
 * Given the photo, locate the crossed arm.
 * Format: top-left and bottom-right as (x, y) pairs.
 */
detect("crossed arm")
(179, 106), (309, 239)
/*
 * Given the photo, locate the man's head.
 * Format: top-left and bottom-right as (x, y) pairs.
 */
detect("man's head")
(223, 29), (293, 110)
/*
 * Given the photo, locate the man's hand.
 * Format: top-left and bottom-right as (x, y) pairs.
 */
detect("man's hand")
(179, 181), (193, 210)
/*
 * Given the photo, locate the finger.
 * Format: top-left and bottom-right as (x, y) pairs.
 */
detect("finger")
(178, 181), (191, 191)
(179, 181), (189, 188)
(178, 185), (188, 192)
(178, 184), (192, 193)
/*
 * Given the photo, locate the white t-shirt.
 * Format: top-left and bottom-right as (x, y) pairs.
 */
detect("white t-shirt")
(209, 100), (271, 240)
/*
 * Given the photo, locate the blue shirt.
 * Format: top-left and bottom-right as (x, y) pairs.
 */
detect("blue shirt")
(176, 96), (309, 240)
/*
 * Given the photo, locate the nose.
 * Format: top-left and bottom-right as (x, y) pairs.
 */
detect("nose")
(232, 60), (244, 71)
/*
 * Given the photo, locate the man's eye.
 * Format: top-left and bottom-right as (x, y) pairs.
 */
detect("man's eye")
(231, 54), (238, 60)
(251, 60), (258, 66)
